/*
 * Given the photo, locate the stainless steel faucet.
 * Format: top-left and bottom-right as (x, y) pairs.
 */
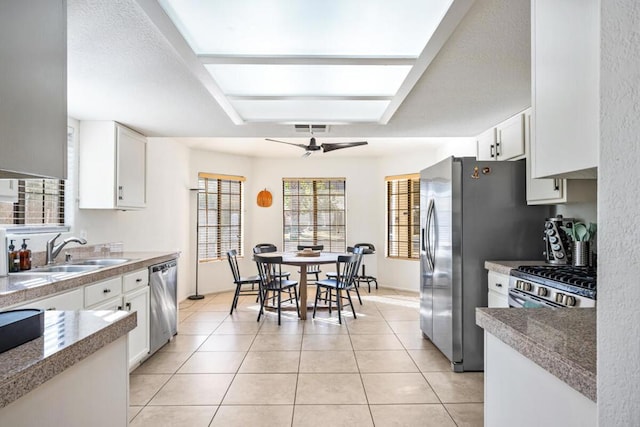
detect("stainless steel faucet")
(46, 233), (87, 265)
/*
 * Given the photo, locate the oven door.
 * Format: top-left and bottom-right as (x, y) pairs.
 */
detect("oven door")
(508, 288), (564, 308)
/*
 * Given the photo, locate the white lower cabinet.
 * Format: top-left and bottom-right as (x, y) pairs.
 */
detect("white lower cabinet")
(485, 333), (596, 427)
(487, 271), (509, 308)
(124, 286), (150, 368)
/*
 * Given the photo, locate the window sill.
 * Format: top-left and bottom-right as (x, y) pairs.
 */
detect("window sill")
(2, 225), (70, 235)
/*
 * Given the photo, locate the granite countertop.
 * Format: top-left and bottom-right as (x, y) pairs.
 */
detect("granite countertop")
(0, 251), (179, 309)
(485, 260), (549, 275)
(0, 310), (136, 408)
(476, 307), (596, 402)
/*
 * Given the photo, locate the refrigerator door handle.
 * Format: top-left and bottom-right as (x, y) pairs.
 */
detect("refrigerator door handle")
(425, 199), (435, 270)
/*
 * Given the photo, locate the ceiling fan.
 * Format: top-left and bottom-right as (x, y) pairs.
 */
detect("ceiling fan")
(265, 137), (368, 157)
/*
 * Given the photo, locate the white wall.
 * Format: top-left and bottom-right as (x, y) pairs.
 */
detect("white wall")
(599, 1), (640, 424)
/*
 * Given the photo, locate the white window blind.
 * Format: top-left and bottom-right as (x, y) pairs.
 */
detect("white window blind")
(0, 179), (65, 226)
(282, 178), (346, 253)
(197, 173), (245, 261)
(386, 174), (420, 259)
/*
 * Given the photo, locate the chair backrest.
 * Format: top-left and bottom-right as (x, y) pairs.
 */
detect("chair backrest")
(354, 243), (375, 254)
(226, 249), (241, 283)
(335, 249), (362, 289)
(254, 254), (285, 288)
(253, 243), (277, 254)
(297, 244), (324, 251)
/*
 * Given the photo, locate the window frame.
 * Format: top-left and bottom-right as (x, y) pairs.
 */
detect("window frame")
(282, 177), (347, 253)
(196, 172), (245, 262)
(385, 173), (420, 260)
(0, 178), (66, 229)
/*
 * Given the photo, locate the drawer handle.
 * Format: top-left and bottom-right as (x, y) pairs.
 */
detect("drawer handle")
(117, 305), (122, 310)
(125, 302), (132, 311)
(135, 278), (142, 283)
(495, 283), (503, 288)
(47, 307), (56, 311)
(103, 288), (111, 294)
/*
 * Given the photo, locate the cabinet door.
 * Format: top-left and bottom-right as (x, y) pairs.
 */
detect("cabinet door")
(532, 0), (598, 178)
(15, 288), (83, 311)
(116, 125), (146, 209)
(496, 114), (525, 160)
(477, 128), (497, 161)
(0, 180), (18, 202)
(488, 290), (509, 308)
(525, 113), (566, 204)
(124, 286), (150, 368)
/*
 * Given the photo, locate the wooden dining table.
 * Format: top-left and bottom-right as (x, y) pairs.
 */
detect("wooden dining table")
(259, 251), (342, 320)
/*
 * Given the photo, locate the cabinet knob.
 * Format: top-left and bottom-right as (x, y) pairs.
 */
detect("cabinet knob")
(495, 283), (503, 288)
(136, 278), (142, 282)
(103, 288), (111, 294)
(125, 302), (132, 311)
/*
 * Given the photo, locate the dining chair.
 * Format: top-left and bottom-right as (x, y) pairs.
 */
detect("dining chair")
(226, 250), (261, 315)
(325, 246), (363, 304)
(312, 248), (363, 324)
(296, 244), (324, 280)
(353, 243), (378, 292)
(254, 254), (300, 325)
(253, 243), (291, 279)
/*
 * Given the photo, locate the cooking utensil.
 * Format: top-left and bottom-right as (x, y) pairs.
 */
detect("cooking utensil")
(574, 223), (588, 242)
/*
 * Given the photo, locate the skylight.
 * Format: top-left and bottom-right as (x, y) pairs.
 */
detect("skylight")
(147, 0), (472, 125)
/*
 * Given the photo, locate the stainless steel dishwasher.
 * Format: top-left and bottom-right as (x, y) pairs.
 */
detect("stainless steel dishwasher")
(149, 259), (178, 354)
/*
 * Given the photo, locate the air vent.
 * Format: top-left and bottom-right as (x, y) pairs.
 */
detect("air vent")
(294, 124), (329, 133)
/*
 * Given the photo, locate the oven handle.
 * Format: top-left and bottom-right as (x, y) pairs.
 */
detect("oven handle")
(508, 288), (564, 308)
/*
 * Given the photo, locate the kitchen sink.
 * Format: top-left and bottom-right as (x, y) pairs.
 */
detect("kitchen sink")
(31, 265), (101, 273)
(72, 258), (130, 266)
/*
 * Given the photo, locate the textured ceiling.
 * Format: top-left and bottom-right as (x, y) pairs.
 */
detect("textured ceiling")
(67, 0), (531, 154)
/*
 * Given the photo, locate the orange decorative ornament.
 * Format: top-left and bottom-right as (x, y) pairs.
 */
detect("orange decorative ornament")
(257, 189), (272, 207)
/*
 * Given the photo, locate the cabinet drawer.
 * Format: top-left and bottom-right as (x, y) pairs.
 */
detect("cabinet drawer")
(85, 277), (122, 308)
(123, 269), (148, 293)
(16, 288), (83, 311)
(488, 271), (510, 296)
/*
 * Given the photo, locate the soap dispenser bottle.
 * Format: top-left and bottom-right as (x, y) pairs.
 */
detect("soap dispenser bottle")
(19, 238), (31, 271)
(8, 240), (19, 273)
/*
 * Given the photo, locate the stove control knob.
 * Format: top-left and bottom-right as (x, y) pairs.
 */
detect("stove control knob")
(537, 287), (548, 297)
(564, 295), (576, 307)
(523, 282), (532, 292)
(555, 252), (565, 259)
(549, 236), (558, 244)
(551, 244), (561, 251)
(545, 229), (555, 236)
(556, 293), (565, 303)
(545, 222), (553, 229)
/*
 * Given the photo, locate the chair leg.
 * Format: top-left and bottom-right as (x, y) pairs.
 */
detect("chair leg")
(353, 283), (363, 305)
(313, 286), (320, 318)
(337, 289), (342, 324)
(230, 284), (240, 315)
(277, 289), (282, 325)
(257, 289), (267, 322)
(328, 289), (332, 314)
(346, 289), (357, 319)
(293, 287), (300, 318)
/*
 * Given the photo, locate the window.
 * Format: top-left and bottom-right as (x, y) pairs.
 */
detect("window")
(283, 178), (346, 252)
(197, 173), (245, 261)
(0, 179), (65, 226)
(386, 174), (420, 259)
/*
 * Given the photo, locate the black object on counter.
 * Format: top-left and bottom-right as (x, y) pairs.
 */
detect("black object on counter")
(0, 309), (45, 353)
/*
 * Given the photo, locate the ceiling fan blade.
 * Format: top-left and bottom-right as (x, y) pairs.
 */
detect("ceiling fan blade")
(265, 138), (308, 150)
(321, 141), (368, 153)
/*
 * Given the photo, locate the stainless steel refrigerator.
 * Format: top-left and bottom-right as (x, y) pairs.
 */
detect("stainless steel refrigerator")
(420, 157), (549, 371)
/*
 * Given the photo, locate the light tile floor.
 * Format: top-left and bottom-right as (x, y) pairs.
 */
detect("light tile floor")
(129, 287), (483, 426)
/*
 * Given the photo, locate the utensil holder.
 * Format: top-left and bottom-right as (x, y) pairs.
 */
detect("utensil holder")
(572, 241), (590, 267)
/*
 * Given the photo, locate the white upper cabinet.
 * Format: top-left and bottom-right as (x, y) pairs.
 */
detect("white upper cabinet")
(79, 121), (147, 210)
(525, 112), (597, 205)
(0, 1), (67, 179)
(531, 0), (598, 179)
(477, 111), (526, 161)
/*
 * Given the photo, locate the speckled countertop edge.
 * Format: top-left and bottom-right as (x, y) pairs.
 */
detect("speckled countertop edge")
(0, 251), (179, 309)
(0, 310), (137, 409)
(476, 307), (596, 402)
(484, 260), (549, 275)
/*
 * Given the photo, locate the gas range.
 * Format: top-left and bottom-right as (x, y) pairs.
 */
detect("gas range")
(508, 265), (597, 308)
